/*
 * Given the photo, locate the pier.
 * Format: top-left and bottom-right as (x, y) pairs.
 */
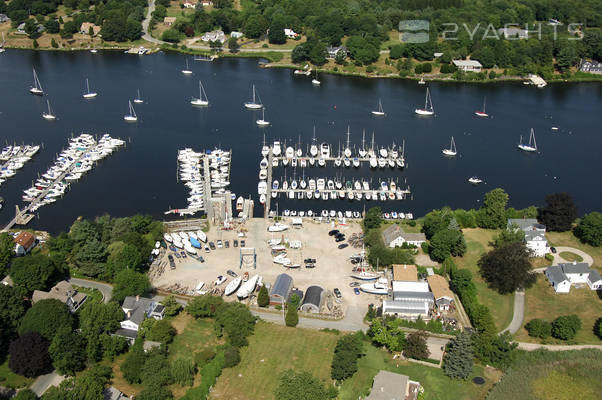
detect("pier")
(264, 151), (274, 218)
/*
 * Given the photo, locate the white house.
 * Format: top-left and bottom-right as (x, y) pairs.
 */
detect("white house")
(545, 266), (572, 293)
(14, 231), (36, 256)
(561, 262), (590, 284)
(201, 30), (225, 43)
(587, 270), (602, 290)
(382, 224), (426, 248)
(116, 296), (165, 341)
(326, 45), (347, 59)
(183, 0), (197, 9)
(545, 262), (598, 293)
(230, 31), (243, 39)
(284, 28), (298, 39)
(507, 218), (549, 257)
(452, 59), (482, 72)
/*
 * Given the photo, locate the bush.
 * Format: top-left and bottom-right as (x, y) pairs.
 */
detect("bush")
(194, 349), (216, 368)
(525, 318), (552, 339)
(171, 358), (196, 386)
(403, 331), (430, 360)
(13, 389), (38, 400)
(51, 38), (58, 48)
(223, 346), (241, 368)
(574, 212), (602, 246)
(331, 333), (363, 381)
(285, 304), (299, 327)
(544, 253), (554, 262)
(147, 319), (176, 344)
(186, 295), (224, 318)
(488, 70), (497, 79)
(440, 63), (457, 73)
(257, 285), (269, 307)
(552, 315), (581, 340)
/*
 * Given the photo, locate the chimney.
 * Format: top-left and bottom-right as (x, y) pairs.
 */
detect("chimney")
(127, 311), (131, 318)
(136, 295), (140, 301)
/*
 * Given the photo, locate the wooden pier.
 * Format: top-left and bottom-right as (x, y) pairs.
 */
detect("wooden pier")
(264, 151), (273, 218)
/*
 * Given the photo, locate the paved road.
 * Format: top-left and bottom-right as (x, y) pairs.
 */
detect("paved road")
(142, 0), (164, 45)
(552, 247), (594, 266)
(30, 371), (64, 397)
(500, 290), (524, 335)
(68, 278), (113, 303)
(251, 308), (366, 332)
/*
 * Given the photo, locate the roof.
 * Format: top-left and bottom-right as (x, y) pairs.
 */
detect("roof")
(104, 387), (127, 400)
(392, 291), (434, 301)
(143, 340), (161, 352)
(452, 59), (482, 67)
(114, 328), (138, 340)
(302, 285), (324, 307)
(270, 273), (293, 298)
(392, 264), (417, 282)
(122, 296), (155, 325)
(392, 281), (429, 293)
(588, 269), (602, 282)
(507, 218), (546, 231)
(546, 265), (568, 285)
(15, 231), (35, 248)
(1, 275), (13, 286)
(427, 274), (454, 301)
(525, 231), (547, 242)
(383, 300), (430, 314)
(32, 280), (87, 310)
(366, 370), (408, 400)
(382, 224), (425, 244)
(164, 17), (176, 23)
(560, 262), (590, 274)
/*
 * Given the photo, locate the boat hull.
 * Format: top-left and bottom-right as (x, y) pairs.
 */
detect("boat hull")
(415, 109), (434, 116)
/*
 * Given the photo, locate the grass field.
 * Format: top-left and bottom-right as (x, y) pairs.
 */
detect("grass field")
(453, 229), (514, 331)
(338, 344), (502, 400)
(514, 275), (602, 344)
(0, 360), (33, 389)
(73, 286), (103, 304)
(547, 231), (602, 268)
(211, 322), (339, 399)
(559, 251), (583, 262)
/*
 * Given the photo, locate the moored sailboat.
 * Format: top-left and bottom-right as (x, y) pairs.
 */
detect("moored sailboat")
(190, 80), (209, 106)
(256, 107), (270, 126)
(42, 100), (56, 120)
(123, 100), (138, 122)
(30, 68), (44, 95)
(518, 128), (537, 152)
(82, 78), (98, 99)
(474, 97), (488, 117)
(133, 89), (143, 104)
(371, 99), (385, 116)
(415, 87), (434, 116)
(244, 84), (262, 109)
(442, 136), (457, 156)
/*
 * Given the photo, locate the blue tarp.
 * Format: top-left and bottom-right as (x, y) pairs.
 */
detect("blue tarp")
(190, 237), (201, 248)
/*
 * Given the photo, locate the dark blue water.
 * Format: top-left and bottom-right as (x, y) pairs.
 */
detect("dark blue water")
(0, 50), (600, 233)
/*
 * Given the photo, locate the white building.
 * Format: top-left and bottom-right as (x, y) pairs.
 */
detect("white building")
(116, 296), (165, 341)
(284, 28), (298, 39)
(382, 281), (434, 319)
(230, 31), (243, 39)
(382, 224), (426, 248)
(183, 0), (197, 8)
(14, 231), (36, 256)
(201, 30), (225, 43)
(587, 270), (602, 290)
(545, 262), (599, 293)
(507, 218), (549, 257)
(498, 27), (528, 39)
(452, 59), (482, 72)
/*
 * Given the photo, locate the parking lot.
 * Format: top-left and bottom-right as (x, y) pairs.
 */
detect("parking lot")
(151, 218), (379, 316)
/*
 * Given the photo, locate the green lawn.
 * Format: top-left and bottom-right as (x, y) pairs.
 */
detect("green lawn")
(0, 360), (34, 389)
(559, 251), (583, 262)
(453, 229), (514, 331)
(547, 231), (602, 268)
(211, 321), (340, 400)
(73, 286), (103, 304)
(168, 315), (221, 363)
(514, 275), (602, 344)
(338, 344), (502, 400)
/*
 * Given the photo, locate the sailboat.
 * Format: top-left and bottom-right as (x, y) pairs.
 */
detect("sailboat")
(30, 68), (44, 95)
(475, 97), (488, 117)
(415, 87), (434, 116)
(442, 136), (457, 156)
(82, 78), (98, 99)
(517, 128), (537, 152)
(312, 70), (321, 86)
(256, 107), (270, 126)
(42, 100), (56, 120)
(133, 89), (143, 104)
(371, 99), (385, 116)
(244, 84), (262, 109)
(310, 127), (318, 157)
(181, 58), (193, 74)
(123, 100), (138, 122)
(190, 81), (209, 106)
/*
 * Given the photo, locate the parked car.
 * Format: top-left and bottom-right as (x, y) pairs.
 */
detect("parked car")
(204, 245), (210, 253)
(180, 251), (187, 258)
(304, 258), (316, 264)
(334, 288), (342, 298)
(354, 288), (360, 295)
(168, 255), (175, 269)
(334, 232), (345, 239)
(335, 236), (345, 242)
(550, 247), (557, 253)
(328, 229), (340, 236)
(174, 252), (180, 259)
(241, 240), (246, 247)
(227, 269), (237, 277)
(217, 240), (223, 248)
(209, 242), (216, 250)
(233, 240), (239, 247)
(338, 243), (348, 249)
(225, 240), (230, 248)
(305, 263), (315, 269)
(349, 282), (360, 287)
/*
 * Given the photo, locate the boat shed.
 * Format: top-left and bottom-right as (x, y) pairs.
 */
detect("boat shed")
(300, 285), (324, 313)
(269, 273), (293, 305)
(426, 274), (454, 311)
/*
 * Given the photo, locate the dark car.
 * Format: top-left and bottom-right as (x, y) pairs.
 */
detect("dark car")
(209, 242), (216, 250)
(550, 247), (557, 253)
(304, 258), (316, 264)
(233, 240), (239, 247)
(227, 269), (237, 277)
(328, 229), (340, 236)
(338, 243), (348, 249)
(241, 240), (246, 247)
(225, 240), (230, 248)
(168, 255), (175, 269)
(180, 251), (187, 258)
(335, 236), (345, 242)
(169, 245), (177, 252)
(334, 288), (342, 298)
(197, 256), (205, 263)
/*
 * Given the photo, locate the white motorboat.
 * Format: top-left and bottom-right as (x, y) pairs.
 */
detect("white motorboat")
(123, 100), (138, 122)
(360, 278), (389, 295)
(181, 58), (193, 74)
(244, 84), (262, 109)
(268, 223), (289, 232)
(311, 70), (321, 85)
(259, 193), (266, 204)
(442, 136), (457, 156)
(310, 128), (318, 157)
(225, 276), (243, 296)
(468, 176), (483, 184)
(163, 233), (173, 243)
(418, 77), (426, 85)
(196, 230), (207, 242)
(236, 274), (260, 299)
(29, 68), (44, 95)
(82, 78), (98, 98)
(518, 128), (537, 152)
(42, 100), (56, 120)
(474, 97), (488, 117)
(133, 89), (143, 104)
(191, 80), (209, 106)
(215, 275), (227, 286)
(415, 87), (434, 116)
(351, 271), (380, 281)
(256, 107), (270, 126)
(194, 281), (205, 295)
(320, 143), (330, 158)
(272, 141), (282, 156)
(371, 99), (385, 116)
(236, 196), (244, 211)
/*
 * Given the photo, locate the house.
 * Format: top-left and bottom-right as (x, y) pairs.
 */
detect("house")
(392, 264), (417, 282)
(0, 14), (9, 23)
(201, 30), (225, 43)
(545, 262), (598, 293)
(367, 370), (421, 400)
(183, 0), (197, 8)
(270, 273), (292, 305)
(32, 281), (88, 313)
(103, 387), (128, 400)
(427, 274), (454, 311)
(80, 22), (101, 36)
(507, 218), (549, 257)
(300, 285), (324, 313)
(230, 31), (243, 39)
(326, 45), (347, 59)
(498, 27), (528, 39)
(14, 231), (36, 256)
(452, 59), (482, 72)
(16, 23), (26, 34)
(164, 17), (176, 26)
(382, 224), (426, 248)
(116, 296), (165, 340)
(383, 281), (434, 319)
(200, 0), (213, 6)
(548, 19), (562, 26)
(579, 59), (602, 74)
(284, 28), (298, 39)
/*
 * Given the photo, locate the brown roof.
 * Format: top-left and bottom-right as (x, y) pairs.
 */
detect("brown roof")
(15, 231), (35, 248)
(393, 264), (417, 282)
(427, 274), (454, 301)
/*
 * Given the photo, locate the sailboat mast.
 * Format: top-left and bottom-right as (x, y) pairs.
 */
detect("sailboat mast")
(252, 85), (256, 103)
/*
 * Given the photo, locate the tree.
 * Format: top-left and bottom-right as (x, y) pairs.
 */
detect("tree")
(525, 318), (552, 339)
(49, 328), (86, 375)
(552, 315), (581, 340)
(363, 207), (382, 230)
(223, 346), (241, 368)
(291, 42), (309, 63)
(79, 301), (123, 361)
(161, 295), (182, 317)
(268, 18), (286, 44)
(43, 364), (111, 400)
(51, 38), (58, 48)
(474, 331), (517, 369)
(10, 254), (59, 295)
(0, 232), (14, 275)
(403, 331), (430, 360)
(0, 284), (26, 337)
(147, 319), (176, 344)
(594, 317), (602, 340)
(161, 28), (181, 43)
(257, 285), (269, 307)
(121, 345), (146, 384)
(478, 242), (535, 294)
(136, 385), (173, 400)
(537, 193), (577, 232)
(274, 370), (327, 400)
(422, 208), (453, 239)
(106, 243), (142, 277)
(13, 389), (38, 400)
(429, 229), (467, 262)
(389, 44), (404, 59)
(243, 14), (267, 38)
(227, 36), (239, 52)
(285, 296), (299, 327)
(443, 332), (474, 379)
(477, 188), (509, 229)
(308, 42), (327, 65)
(186, 295), (224, 318)
(574, 212), (602, 246)
(111, 269), (150, 303)
(141, 350), (173, 387)
(492, 224), (525, 248)
(215, 302), (256, 347)
(331, 333), (363, 381)
(18, 299), (73, 341)
(9, 332), (52, 377)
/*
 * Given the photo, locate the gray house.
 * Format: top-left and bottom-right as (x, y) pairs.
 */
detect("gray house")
(300, 285), (324, 313)
(270, 273), (293, 305)
(116, 296), (165, 341)
(382, 224), (426, 248)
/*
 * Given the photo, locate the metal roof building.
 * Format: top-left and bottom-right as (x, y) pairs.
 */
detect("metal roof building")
(300, 285), (324, 313)
(269, 273), (293, 305)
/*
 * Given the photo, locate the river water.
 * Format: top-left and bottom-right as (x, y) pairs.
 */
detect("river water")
(0, 50), (600, 233)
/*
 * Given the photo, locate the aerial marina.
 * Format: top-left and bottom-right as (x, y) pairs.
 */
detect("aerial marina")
(0, 144), (40, 188)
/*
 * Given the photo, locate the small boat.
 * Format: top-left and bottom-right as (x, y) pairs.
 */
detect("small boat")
(311, 70), (321, 86)
(418, 77), (425, 85)
(29, 68), (44, 95)
(259, 193), (266, 204)
(442, 136), (457, 156)
(310, 129), (318, 157)
(225, 276), (243, 296)
(272, 141), (281, 156)
(181, 58), (193, 74)
(244, 84), (262, 109)
(256, 107), (270, 126)
(518, 128), (537, 152)
(90, 49), (98, 53)
(191, 80), (209, 106)
(236, 274), (259, 299)
(474, 97), (488, 117)
(468, 176), (483, 184)
(551, 127), (559, 131)
(163, 233), (173, 243)
(133, 89), (143, 104)
(194, 281), (205, 294)
(215, 275), (227, 286)
(268, 223), (289, 232)
(196, 230), (207, 243)
(42, 100), (56, 120)
(351, 271), (379, 280)
(123, 100), (138, 122)
(360, 278), (389, 295)
(415, 87), (434, 116)
(82, 78), (98, 98)
(371, 99), (385, 116)
(236, 196), (244, 211)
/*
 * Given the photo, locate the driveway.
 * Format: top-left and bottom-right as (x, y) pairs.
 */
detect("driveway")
(552, 247), (594, 266)
(142, 0), (165, 45)
(500, 290), (524, 335)
(30, 371), (64, 396)
(68, 278), (113, 303)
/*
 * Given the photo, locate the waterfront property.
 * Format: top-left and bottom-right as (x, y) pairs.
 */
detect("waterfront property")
(579, 59), (602, 74)
(507, 218), (549, 257)
(426, 274), (454, 311)
(545, 262), (601, 293)
(382, 281), (434, 319)
(497, 27), (528, 39)
(382, 224), (426, 248)
(366, 370), (421, 400)
(452, 59), (483, 72)
(80, 22), (101, 36)
(32, 280), (87, 312)
(201, 30), (226, 43)
(327, 45), (348, 59)
(14, 231), (36, 255)
(116, 296), (165, 340)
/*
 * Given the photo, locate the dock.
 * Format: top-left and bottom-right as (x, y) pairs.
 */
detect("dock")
(264, 151), (273, 218)
(528, 74), (547, 88)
